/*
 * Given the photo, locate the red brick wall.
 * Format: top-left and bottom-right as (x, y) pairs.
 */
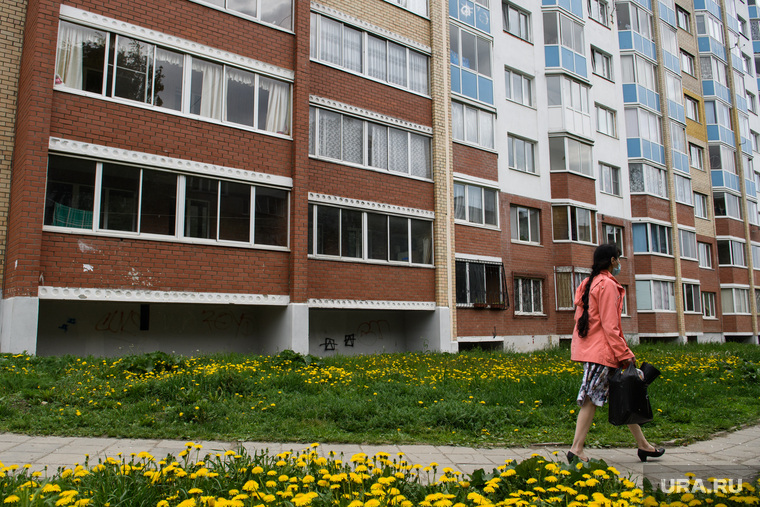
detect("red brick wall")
(630, 195), (670, 221)
(50, 95), (293, 177)
(633, 255), (677, 277)
(308, 159), (434, 211)
(454, 224), (501, 258)
(4, 0), (55, 298)
(306, 259), (434, 301)
(637, 312), (678, 334)
(715, 218), (747, 238)
(549, 172), (596, 205)
(40, 233), (290, 293)
(452, 144), (498, 181)
(675, 203), (695, 228)
(310, 63), (432, 127)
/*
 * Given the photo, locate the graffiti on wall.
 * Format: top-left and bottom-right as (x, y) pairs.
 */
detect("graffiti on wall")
(200, 310), (256, 337)
(319, 320), (392, 351)
(95, 310), (140, 334)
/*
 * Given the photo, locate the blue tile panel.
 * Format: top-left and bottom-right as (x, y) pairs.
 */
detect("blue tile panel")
(697, 37), (726, 60)
(706, 125), (736, 146)
(672, 151), (690, 174)
(711, 170), (741, 192)
(622, 83), (661, 112)
(659, 2), (676, 27)
(693, 0), (722, 20)
(542, 0), (584, 18)
(662, 50), (680, 74)
(627, 138), (666, 165)
(668, 101), (685, 124)
(701, 80), (732, 104)
(544, 46), (588, 78)
(618, 31), (657, 60)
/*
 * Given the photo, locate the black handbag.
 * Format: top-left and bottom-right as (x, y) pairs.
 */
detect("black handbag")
(608, 362), (657, 426)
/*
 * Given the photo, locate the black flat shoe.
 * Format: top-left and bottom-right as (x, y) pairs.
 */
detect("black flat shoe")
(638, 447), (665, 462)
(567, 451), (589, 464)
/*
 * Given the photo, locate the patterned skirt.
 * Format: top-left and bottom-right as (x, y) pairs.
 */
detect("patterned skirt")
(576, 362), (615, 407)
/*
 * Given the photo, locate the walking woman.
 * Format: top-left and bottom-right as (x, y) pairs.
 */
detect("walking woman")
(567, 243), (665, 463)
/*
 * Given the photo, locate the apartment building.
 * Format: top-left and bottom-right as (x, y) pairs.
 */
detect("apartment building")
(2, 0), (759, 355)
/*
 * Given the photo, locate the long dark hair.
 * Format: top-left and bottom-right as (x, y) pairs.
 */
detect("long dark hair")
(576, 243), (621, 338)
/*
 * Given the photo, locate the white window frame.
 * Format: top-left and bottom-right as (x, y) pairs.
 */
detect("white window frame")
(600, 163), (622, 196)
(514, 277), (544, 315)
(451, 101), (495, 149)
(636, 278), (676, 311)
(44, 153), (291, 249)
(308, 202), (434, 266)
(591, 47), (613, 80)
(454, 181), (499, 227)
(689, 144), (704, 170)
(698, 241), (713, 268)
(552, 205), (597, 243)
(721, 286), (751, 314)
(510, 204), (541, 244)
(588, 0), (609, 26)
(677, 6), (691, 32)
(596, 104), (617, 137)
(683, 282), (702, 313)
(694, 192), (709, 219)
(310, 13), (430, 95)
(685, 95), (699, 121)
(508, 134), (537, 174)
(555, 267), (590, 310)
(717, 238), (747, 267)
(503, 2), (531, 42)
(455, 258), (508, 307)
(702, 291), (717, 318)
(505, 67), (534, 107)
(309, 106), (432, 180)
(602, 223), (624, 253)
(674, 174), (693, 205)
(679, 229), (698, 260)
(632, 222), (673, 255)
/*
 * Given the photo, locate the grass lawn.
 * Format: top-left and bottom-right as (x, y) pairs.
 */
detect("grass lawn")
(0, 343), (758, 447)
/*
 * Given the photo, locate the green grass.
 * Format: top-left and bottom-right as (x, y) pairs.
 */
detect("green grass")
(0, 343), (758, 447)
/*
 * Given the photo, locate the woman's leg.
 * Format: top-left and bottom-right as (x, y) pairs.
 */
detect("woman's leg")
(569, 398), (597, 458)
(627, 423), (657, 451)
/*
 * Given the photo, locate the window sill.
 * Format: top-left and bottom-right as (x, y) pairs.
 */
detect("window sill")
(600, 191), (623, 199)
(509, 167), (540, 177)
(308, 254), (435, 268)
(42, 226), (291, 252)
(510, 240), (542, 247)
(591, 72), (615, 84)
(502, 30), (533, 45)
(505, 98), (537, 110)
(452, 139), (498, 154)
(454, 220), (501, 231)
(513, 312), (548, 318)
(632, 252), (675, 259)
(550, 169), (595, 181)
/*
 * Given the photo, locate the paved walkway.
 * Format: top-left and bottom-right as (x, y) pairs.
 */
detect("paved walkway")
(1, 426), (759, 483)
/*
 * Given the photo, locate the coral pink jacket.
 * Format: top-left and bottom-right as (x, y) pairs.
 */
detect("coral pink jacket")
(571, 270), (634, 368)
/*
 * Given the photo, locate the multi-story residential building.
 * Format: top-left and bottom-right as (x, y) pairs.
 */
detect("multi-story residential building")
(1, 0), (759, 355)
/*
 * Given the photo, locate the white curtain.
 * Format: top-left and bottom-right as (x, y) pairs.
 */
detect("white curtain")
(192, 58), (223, 120)
(408, 51), (428, 94)
(465, 106), (478, 144)
(320, 17), (342, 66)
(367, 36), (387, 81)
(410, 134), (430, 178)
(388, 42), (407, 87)
(343, 26), (362, 73)
(319, 109), (341, 159)
(259, 76), (291, 135)
(55, 22), (105, 89)
(388, 128), (408, 174)
(368, 123), (388, 169)
(451, 102), (464, 141)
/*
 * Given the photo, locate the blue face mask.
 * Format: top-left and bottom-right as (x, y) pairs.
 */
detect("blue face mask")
(611, 263), (621, 276)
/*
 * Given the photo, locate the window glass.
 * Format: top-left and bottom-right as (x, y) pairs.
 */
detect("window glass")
(100, 163), (140, 232)
(185, 176), (219, 239)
